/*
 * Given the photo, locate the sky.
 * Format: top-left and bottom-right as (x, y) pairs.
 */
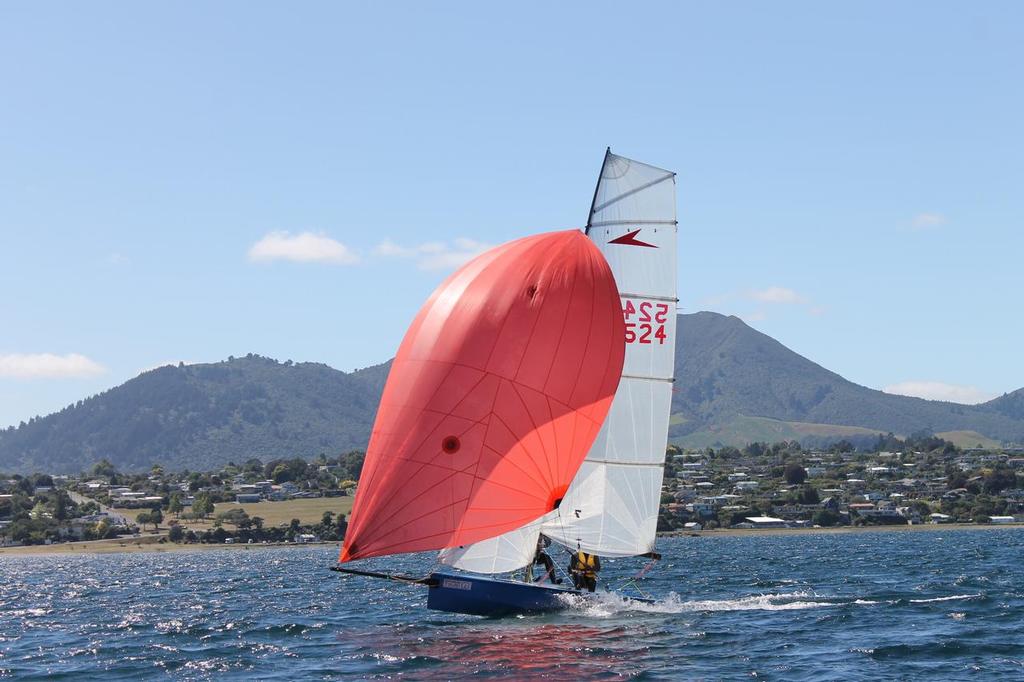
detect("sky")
(1, 2), (1022, 428)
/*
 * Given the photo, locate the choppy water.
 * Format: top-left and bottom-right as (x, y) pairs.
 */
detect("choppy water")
(2, 529), (1023, 680)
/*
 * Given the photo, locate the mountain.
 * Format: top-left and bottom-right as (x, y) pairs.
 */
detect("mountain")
(0, 355), (390, 474)
(1, 314), (1022, 473)
(983, 388), (1024, 421)
(672, 312), (1024, 447)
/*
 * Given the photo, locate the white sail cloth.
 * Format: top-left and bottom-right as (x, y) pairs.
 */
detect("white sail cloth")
(440, 151), (677, 571)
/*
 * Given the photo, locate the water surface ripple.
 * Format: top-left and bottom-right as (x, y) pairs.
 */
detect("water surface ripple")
(2, 530), (1022, 679)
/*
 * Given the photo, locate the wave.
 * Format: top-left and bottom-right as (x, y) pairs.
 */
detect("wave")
(907, 594), (980, 604)
(560, 590), (981, 617)
(560, 590), (850, 616)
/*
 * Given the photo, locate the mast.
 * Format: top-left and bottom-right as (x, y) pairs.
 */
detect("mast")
(586, 147), (612, 232)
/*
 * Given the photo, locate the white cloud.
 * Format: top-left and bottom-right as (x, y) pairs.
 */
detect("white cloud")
(248, 231), (359, 265)
(373, 239), (415, 258)
(0, 353), (106, 379)
(741, 310), (767, 323)
(750, 286), (807, 305)
(374, 237), (493, 271)
(883, 381), (996, 405)
(911, 212), (946, 230)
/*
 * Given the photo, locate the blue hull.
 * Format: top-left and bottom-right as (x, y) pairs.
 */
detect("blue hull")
(426, 572), (652, 617)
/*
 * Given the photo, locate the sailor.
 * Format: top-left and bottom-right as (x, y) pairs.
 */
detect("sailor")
(531, 535), (561, 584)
(569, 549), (601, 592)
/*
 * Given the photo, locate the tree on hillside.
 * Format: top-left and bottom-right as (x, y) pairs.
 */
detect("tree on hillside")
(168, 494), (183, 518)
(91, 459), (117, 479)
(336, 513), (348, 539)
(216, 508), (250, 527)
(192, 493), (213, 519)
(784, 463), (807, 485)
(150, 508), (163, 528)
(983, 466), (1018, 494)
(798, 485), (819, 505)
(336, 451), (365, 481)
(53, 491), (72, 521)
(136, 511), (152, 530)
(271, 464), (292, 484)
(947, 471), (968, 490)
(743, 442), (767, 458)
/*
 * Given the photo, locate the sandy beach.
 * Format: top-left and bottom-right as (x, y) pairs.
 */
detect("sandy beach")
(0, 534), (340, 557)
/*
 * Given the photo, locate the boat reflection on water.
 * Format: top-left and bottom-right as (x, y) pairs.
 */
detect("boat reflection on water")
(342, 621), (663, 678)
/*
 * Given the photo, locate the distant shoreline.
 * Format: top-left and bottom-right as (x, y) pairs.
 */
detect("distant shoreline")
(0, 535), (339, 557)
(662, 522), (1024, 538)
(3, 522), (1023, 557)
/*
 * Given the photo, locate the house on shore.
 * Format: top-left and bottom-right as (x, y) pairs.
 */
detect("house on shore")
(743, 516), (787, 529)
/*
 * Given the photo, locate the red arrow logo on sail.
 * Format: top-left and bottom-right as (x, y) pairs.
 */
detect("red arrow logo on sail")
(608, 229), (657, 248)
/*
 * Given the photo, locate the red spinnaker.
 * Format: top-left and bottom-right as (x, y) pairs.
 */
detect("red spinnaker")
(340, 230), (625, 562)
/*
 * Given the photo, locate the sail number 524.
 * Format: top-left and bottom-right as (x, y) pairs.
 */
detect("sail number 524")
(622, 300), (668, 345)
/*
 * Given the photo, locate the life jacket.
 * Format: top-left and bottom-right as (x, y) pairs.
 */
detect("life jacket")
(574, 550), (598, 578)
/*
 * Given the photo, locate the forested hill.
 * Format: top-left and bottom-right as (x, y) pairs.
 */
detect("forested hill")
(1, 314), (1022, 473)
(983, 388), (1024, 421)
(0, 355), (390, 474)
(672, 312), (1024, 446)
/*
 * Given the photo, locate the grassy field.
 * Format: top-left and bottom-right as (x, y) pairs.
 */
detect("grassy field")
(936, 430), (1003, 449)
(676, 414), (887, 449)
(113, 496), (355, 530)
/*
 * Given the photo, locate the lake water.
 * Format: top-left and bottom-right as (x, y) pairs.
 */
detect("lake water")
(2, 529), (1022, 680)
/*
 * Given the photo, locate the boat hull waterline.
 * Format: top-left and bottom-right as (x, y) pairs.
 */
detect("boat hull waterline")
(425, 571), (653, 617)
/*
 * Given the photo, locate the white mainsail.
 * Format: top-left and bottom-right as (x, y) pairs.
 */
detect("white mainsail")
(440, 149), (677, 571)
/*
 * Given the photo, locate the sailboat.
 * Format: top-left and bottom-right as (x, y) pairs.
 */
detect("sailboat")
(334, 149), (677, 617)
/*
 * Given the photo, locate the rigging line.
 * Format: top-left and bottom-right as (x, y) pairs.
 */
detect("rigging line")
(591, 173), (674, 214)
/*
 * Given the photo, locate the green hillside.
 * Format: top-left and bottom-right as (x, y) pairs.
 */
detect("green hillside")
(984, 388), (1024, 420)
(1, 312), (1021, 473)
(674, 415), (887, 450)
(673, 312), (1024, 445)
(0, 355), (390, 474)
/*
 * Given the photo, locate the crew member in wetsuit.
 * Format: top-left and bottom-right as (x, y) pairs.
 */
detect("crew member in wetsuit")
(569, 549), (601, 592)
(530, 535), (561, 584)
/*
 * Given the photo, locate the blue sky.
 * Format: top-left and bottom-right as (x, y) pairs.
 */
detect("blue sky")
(1, 2), (1022, 428)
